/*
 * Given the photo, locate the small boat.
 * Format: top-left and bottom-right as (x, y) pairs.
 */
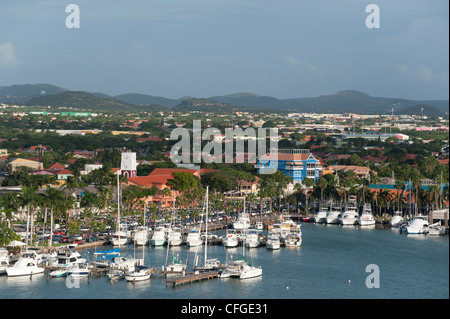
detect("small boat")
(233, 211), (251, 230)
(185, 228), (203, 247)
(150, 226), (167, 246)
(91, 248), (120, 268)
(49, 268), (68, 277)
(265, 232), (280, 250)
(390, 211), (404, 227)
(406, 215), (429, 234)
(67, 263), (89, 278)
(133, 227), (149, 246)
(107, 268), (125, 281)
(255, 221), (264, 231)
(0, 248), (10, 275)
(125, 265), (151, 282)
(244, 229), (260, 249)
(164, 254), (187, 277)
(166, 227), (183, 246)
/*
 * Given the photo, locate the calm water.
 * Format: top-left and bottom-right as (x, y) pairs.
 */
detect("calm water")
(0, 223), (448, 299)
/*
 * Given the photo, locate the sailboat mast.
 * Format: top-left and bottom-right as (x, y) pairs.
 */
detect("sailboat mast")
(117, 170), (121, 251)
(205, 186), (208, 263)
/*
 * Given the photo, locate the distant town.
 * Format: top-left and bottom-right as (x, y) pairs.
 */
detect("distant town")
(0, 100), (448, 247)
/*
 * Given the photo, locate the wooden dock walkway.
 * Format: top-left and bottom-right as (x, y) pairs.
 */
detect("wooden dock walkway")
(166, 271), (220, 288)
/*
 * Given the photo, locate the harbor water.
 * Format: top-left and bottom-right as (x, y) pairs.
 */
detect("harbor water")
(0, 223), (448, 299)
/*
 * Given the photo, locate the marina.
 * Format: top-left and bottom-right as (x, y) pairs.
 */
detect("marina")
(0, 221), (448, 299)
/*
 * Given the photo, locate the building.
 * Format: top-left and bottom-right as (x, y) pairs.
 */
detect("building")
(256, 149), (321, 183)
(125, 168), (201, 208)
(329, 165), (372, 179)
(8, 158), (43, 173)
(120, 152), (137, 178)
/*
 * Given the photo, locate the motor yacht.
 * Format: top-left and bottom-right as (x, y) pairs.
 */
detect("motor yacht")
(314, 208), (328, 223)
(406, 215), (429, 234)
(339, 198), (359, 226)
(185, 228), (203, 247)
(359, 204), (376, 226)
(244, 229), (260, 248)
(222, 229), (240, 248)
(0, 248), (10, 274)
(390, 211), (404, 227)
(326, 204), (342, 224)
(6, 251), (45, 277)
(265, 232), (281, 250)
(150, 226), (167, 246)
(51, 247), (87, 268)
(133, 227), (149, 246)
(166, 227), (183, 246)
(233, 212), (251, 230)
(110, 230), (129, 247)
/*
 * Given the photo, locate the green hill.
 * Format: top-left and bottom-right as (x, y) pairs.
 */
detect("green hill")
(25, 91), (143, 112)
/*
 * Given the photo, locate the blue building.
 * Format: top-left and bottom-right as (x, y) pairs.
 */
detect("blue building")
(256, 149), (321, 183)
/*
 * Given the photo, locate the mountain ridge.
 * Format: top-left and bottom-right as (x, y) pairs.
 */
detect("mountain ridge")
(1, 83), (448, 115)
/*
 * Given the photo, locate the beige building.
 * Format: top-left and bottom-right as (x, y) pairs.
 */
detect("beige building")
(8, 158), (43, 173)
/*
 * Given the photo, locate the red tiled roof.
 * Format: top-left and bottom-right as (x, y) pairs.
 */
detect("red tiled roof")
(48, 162), (65, 170)
(58, 169), (73, 175)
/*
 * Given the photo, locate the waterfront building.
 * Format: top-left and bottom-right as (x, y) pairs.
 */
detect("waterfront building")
(255, 149), (321, 183)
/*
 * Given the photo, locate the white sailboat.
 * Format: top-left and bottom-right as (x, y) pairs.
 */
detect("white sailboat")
(193, 186), (221, 272)
(220, 221), (262, 280)
(125, 235), (151, 282)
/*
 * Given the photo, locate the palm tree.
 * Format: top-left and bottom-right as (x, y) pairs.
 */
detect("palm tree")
(302, 177), (315, 215)
(42, 187), (65, 248)
(0, 192), (20, 229)
(370, 173), (381, 216)
(19, 186), (39, 246)
(317, 177), (328, 208)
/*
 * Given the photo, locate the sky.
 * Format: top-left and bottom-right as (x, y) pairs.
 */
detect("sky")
(0, 0), (448, 101)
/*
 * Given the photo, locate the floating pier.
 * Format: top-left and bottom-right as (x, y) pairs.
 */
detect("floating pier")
(165, 271), (220, 288)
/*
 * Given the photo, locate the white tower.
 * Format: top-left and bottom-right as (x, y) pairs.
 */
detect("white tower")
(120, 152), (137, 177)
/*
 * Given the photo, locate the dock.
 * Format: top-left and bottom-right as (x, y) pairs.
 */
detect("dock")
(165, 271), (220, 288)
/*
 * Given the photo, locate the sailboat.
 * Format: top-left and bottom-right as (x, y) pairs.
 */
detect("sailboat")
(193, 186), (221, 273)
(125, 235), (151, 282)
(220, 195), (262, 280)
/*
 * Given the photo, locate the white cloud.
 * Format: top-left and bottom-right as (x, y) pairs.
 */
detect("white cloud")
(0, 41), (20, 67)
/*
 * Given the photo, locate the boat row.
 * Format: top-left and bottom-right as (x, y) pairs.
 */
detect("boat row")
(314, 197), (376, 226)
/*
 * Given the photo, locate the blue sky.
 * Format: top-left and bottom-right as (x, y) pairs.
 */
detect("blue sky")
(0, 0), (448, 100)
